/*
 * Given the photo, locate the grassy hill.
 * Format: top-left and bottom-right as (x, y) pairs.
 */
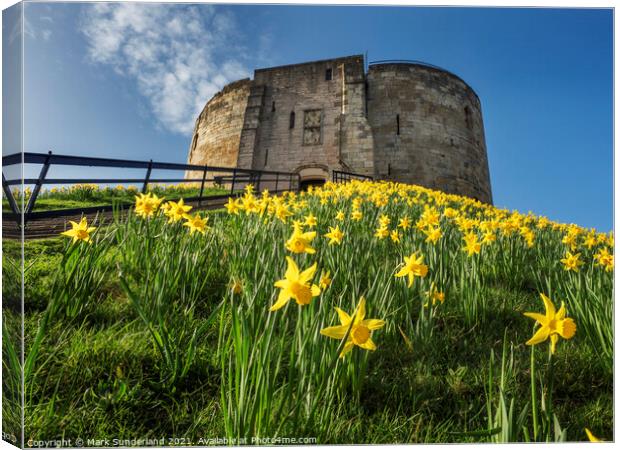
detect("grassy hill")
(2, 180), (613, 444)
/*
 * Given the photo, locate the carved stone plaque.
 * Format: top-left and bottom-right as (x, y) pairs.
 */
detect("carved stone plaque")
(303, 110), (322, 145)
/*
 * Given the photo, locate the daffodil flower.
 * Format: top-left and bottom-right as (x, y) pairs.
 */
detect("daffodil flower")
(183, 213), (209, 235)
(395, 252), (428, 287)
(225, 197), (241, 215)
(270, 257), (320, 311)
(524, 293), (576, 354)
(320, 297), (385, 357)
(134, 193), (163, 218)
(560, 251), (583, 272)
(585, 428), (603, 442)
(462, 232), (481, 256)
(324, 226), (344, 245)
(165, 198), (192, 222)
(60, 217), (96, 243)
(285, 226), (316, 254)
(319, 270), (332, 290)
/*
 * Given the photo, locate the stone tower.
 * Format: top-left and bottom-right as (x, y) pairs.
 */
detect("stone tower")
(186, 55), (492, 203)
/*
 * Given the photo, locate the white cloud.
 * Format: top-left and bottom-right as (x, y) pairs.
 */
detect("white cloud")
(79, 3), (252, 135)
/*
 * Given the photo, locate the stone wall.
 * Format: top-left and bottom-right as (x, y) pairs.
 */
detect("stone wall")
(186, 79), (251, 179)
(367, 63), (492, 203)
(339, 62), (375, 177)
(186, 56), (493, 203)
(241, 55), (367, 180)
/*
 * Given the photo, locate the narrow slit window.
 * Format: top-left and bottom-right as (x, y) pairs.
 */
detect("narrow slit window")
(388, 163), (391, 176)
(325, 68), (332, 81)
(464, 106), (472, 130)
(289, 111), (295, 129)
(272, 101), (276, 112)
(396, 114), (400, 135)
(264, 148), (269, 166)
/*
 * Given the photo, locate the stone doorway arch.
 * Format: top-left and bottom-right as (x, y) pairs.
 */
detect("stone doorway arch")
(296, 165), (329, 191)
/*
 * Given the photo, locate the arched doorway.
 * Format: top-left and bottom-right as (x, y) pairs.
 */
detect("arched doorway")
(297, 166), (328, 191)
(300, 178), (326, 191)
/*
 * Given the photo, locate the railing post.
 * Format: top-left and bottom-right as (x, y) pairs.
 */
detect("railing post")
(230, 169), (237, 195)
(297, 173), (301, 192)
(142, 159), (153, 194)
(198, 166), (208, 206)
(274, 173), (279, 193)
(255, 172), (262, 193)
(24, 150), (52, 222)
(2, 173), (20, 216)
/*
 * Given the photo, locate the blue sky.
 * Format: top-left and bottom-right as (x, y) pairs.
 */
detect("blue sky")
(2, 2), (613, 231)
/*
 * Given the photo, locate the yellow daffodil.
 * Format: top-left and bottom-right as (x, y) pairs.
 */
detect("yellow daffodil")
(270, 256), (320, 311)
(594, 247), (614, 272)
(524, 293), (576, 354)
(319, 270), (332, 290)
(320, 297), (385, 357)
(424, 226), (442, 244)
(522, 229), (535, 248)
(482, 231), (496, 244)
(443, 207), (458, 219)
(165, 198), (192, 222)
(183, 213), (209, 235)
(398, 216), (411, 229)
(395, 252), (429, 287)
(560, 251), (583, 272)
(304, 213), (318, 228)
(351, 209), (363, 221)
(324, 226), (344, 245)
(275, 205), (292, 222)
(160, 201), (171, 214)
(378, 214), (391, 228)
(60, 217), (96, 243)
(462, 232), (481, 256)
(583, 234), (597, 249)
(241, 194), (259, 214)
(225, 197), (241, 215)
(134, 193), (163, 218)
(390, 230), (400, 243)
(425, 285), (445, 307)
(585, 429), (603, 442)
(335, 210), (345, 221)
(374, 226), (389, 239)
(230, 278), (244, 295)
(285, 225), (316, 254)
(421, 207), (440, 227)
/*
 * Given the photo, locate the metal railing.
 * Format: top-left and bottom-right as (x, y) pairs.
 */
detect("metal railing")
(2, 151), (301, 226)
(332, 170), (373, 183)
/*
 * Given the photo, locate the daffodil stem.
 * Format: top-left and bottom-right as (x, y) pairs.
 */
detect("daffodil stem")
(530, 345), (539, 441)
(546, 347), (554, 439)
(304, 315), (356, 435)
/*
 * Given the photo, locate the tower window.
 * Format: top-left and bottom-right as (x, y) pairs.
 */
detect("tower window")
(272, 101), (276, 112)
(396, 114), (400, 135)
(325, 68), (332, 81)
(289, 111), (295, 129)
(264, 148), (269, 166)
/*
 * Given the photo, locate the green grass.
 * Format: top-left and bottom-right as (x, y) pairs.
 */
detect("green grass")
(8, 253), (611, 443)
(3, 184), (227, 212)
(2, 182), (613, 445)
